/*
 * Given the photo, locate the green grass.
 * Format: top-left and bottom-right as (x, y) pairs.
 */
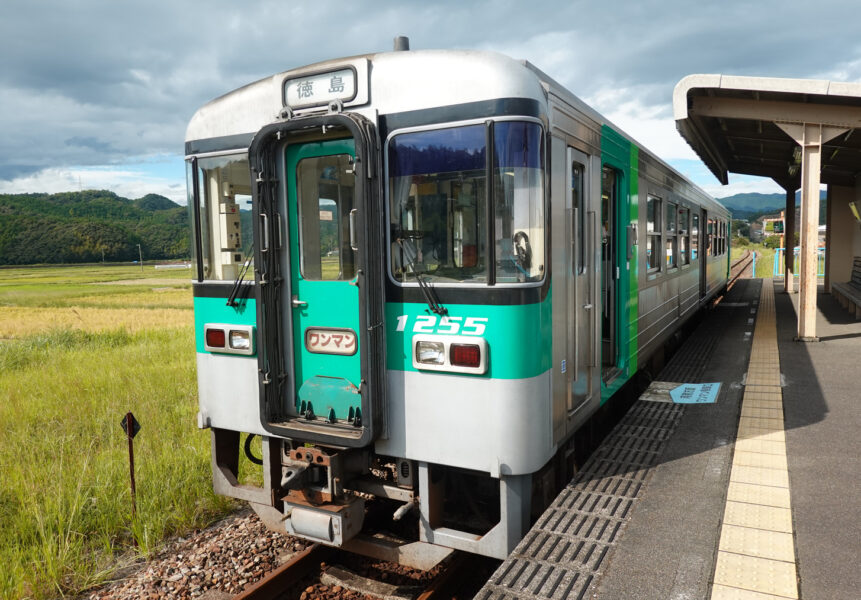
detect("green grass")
(731, 242), (776, 279)
(0, 265), (245, 599)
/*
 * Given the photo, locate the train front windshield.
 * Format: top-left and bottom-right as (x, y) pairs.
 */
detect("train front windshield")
(388, 121), (544, 284)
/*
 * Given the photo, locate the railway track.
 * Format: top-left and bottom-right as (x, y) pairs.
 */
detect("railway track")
(233, 545), (497, 600)
(728, 249), (754, 288)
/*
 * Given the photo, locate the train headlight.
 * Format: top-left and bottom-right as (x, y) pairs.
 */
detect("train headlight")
(229, 329), (251, 350)
(411, 335), (487, 375)
(415, 341), (445, 365)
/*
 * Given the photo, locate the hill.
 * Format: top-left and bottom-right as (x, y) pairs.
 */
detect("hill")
(0, 190), (189, 265)
(718, 190), (828, 223)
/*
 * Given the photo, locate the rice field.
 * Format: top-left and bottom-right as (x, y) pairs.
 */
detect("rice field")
(0, 265), (246, 599)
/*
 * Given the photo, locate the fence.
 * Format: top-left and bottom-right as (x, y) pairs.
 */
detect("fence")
(772, 247), (826, 278)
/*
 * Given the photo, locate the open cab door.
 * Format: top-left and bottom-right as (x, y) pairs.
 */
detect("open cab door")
(250, 113), (385, 448)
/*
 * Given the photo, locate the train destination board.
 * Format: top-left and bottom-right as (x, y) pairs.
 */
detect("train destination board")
(284, 68), (356, 109)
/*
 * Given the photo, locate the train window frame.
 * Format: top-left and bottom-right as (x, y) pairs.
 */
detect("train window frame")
(192, 152), (254, 282)
(646, 194), (662, 275)
(383, 116), (547, 289)
(691, 212), (700, 262)
(678, 206), (690, 267)
(571, 161), (586, 275)
(665, 201), (678, 270)
(295, 153), (356, 281)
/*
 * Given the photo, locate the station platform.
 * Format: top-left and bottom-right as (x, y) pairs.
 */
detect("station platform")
(478, 279), (861, 600)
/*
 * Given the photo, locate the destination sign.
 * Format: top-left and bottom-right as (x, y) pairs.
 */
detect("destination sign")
(284, 68), (356, 109)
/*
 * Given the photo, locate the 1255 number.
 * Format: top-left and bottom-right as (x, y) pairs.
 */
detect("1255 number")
(394, 315), (488, 336)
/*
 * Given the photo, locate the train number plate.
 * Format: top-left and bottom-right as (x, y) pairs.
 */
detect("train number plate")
(304, 328), (357, 355)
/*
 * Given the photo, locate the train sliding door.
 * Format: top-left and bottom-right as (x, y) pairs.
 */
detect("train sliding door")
(567, 148), (594, 417)
(601, 167), (618, 380)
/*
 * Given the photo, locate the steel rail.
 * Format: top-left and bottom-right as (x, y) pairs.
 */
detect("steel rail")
(728, 249), (753, 289)
(233, 544), (331, 600)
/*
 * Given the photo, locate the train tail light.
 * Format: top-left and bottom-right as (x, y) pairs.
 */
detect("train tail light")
(450, 343), (481, 368)
(205, 327), (226, 348)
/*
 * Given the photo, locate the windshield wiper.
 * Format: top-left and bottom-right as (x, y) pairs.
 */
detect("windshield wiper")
(396, 236), (447, 316)
(227, 243), (254, 307)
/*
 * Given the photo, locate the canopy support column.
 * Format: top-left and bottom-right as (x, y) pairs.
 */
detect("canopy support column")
(784, 187), (796, 293)
(777, 123), (847, 341)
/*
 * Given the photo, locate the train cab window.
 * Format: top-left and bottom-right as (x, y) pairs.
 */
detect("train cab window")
(389, 124), (488, 283)
(678, 207), (690, 266)
(388, 121), (544, 285)
(571, 162), (585, 274)
(296, 154), (355, 280)
(193, 154), (253, 281)
(494, 121), (545, 283)
(646, 195), (662, 273)
(665, 202), (678, 269)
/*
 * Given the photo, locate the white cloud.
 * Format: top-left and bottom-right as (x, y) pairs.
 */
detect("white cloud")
(0, 165), (186, 204)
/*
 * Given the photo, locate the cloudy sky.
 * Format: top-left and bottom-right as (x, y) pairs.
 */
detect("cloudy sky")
(1, 0), (858, 203)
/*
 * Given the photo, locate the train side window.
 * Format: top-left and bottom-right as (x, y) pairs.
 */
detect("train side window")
(691, 213), (699, 261)
(494, 121), (545, 283)
(196, 154), (253, 281)
(571, 162), (585, 274)
(646, 195), (662, 274)
(665, 201), (678, 269)
(678, 207), (690, 266)
(708, 218), (715, 256)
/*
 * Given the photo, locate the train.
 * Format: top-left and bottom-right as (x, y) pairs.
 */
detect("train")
(184, 39), (730, 568)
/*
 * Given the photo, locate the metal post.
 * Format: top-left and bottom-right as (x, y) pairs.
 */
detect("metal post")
(752, 251), (756, 278)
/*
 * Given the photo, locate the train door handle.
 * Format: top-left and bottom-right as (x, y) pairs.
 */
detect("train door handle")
(583, 304), (593, 310)
(292, 295), (308, 308)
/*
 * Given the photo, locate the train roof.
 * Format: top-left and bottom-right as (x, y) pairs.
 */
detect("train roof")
(185, 48), (727, 215)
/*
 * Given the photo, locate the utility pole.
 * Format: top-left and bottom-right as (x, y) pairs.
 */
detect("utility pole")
(137, 244), (143, 272)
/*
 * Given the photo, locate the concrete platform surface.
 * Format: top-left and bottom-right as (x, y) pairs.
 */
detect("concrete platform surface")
(592, 280), (861, 599)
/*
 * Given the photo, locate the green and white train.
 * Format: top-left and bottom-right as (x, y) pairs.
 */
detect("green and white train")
(185, 40), (730, 567)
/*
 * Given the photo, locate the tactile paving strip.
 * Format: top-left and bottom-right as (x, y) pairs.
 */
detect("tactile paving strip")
(711, 280), (800, 599)
(477, 297), (737, 600)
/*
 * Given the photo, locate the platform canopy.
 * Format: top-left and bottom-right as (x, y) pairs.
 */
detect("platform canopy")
(673, 74), (861, 189)
(673, 75), (861, 341)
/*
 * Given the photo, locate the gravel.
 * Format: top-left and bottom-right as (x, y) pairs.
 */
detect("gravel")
(86, 509), (310, 600)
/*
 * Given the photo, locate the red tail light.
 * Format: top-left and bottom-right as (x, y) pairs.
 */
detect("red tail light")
(205, 328), (226, 348)
(450, 343), (481, 368)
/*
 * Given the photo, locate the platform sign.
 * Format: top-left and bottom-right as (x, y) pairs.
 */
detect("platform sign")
(670, 382), (721, 404)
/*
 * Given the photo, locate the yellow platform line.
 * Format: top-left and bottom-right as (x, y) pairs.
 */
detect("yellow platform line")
(711, 280), (799, 600)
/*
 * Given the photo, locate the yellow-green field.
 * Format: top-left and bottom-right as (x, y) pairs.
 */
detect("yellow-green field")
(731, 243), (776, 279)
(0, 265), (243, 599)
